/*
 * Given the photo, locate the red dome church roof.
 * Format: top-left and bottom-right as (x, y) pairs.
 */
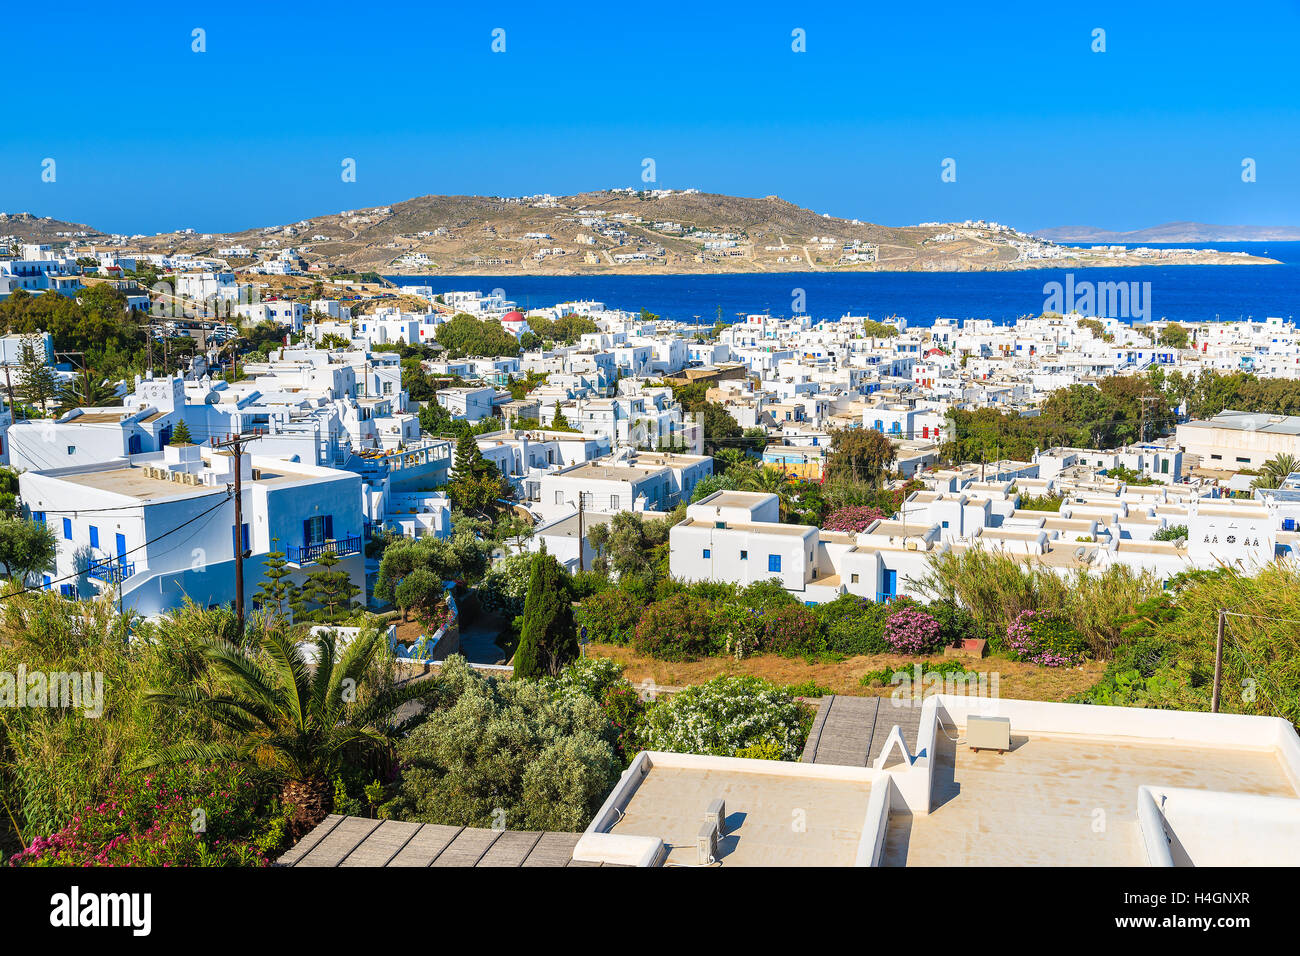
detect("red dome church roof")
(501, 310), (525, 323)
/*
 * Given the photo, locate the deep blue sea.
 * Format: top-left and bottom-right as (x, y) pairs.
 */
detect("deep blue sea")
(387, 241), (1300, 328)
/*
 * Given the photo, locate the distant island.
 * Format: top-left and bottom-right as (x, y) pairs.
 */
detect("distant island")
(1034, 221), (1300, 243)
(1, 195), (1281, 276)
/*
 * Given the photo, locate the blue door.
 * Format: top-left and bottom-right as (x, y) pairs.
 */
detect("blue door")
(882, 569), (897, 599)
(116, 533), (127, 558)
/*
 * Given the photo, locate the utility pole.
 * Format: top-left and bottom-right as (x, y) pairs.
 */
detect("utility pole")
(1212, 608), (1226, 713)
(210, 430), (264, 637)
(576, 493), (586, 572)
(3, 364), (14, 421)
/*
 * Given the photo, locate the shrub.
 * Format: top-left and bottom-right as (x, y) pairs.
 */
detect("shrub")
(385, 657), (620, 831)
(1005, 610), (1088, 667)
(540, 657), (645, 763)
(735, 740), (786, 760)
(816, 595), (890, 655)
(739, 578), (798, 611)
(925, 599), (981, 647)
(10, 762), (274, 867)
(633, 594), (717, 661)
(640, 676), (805, 759)
(478, 551), (533, 617)
(883, 606), (944, 654)
(783, 679), (833, 698)
(756, 603), (820, 656)
(575, 589), (643, 645)
(823, 506), (887, 533)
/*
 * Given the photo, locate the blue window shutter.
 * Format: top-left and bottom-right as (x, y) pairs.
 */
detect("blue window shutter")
(89, 526), (99, 549)
(324, 515), (334, 540)
(63, 518), (72, 540)
(303, 518), (312, 545)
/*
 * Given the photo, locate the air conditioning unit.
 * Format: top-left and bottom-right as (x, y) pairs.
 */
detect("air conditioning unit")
(696, 819), (719, 866)
(704, 797), (726, 836)
(967, 715), (1011, 754)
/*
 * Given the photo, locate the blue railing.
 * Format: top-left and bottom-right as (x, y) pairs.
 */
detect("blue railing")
(287, 535), (362, 566)
(86, 557), (136, 586)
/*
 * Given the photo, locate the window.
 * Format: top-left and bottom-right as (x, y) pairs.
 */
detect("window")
(739, 550), (748, 561)
(63, 517), (72, 540)
(555, 490), (565, 505)
(1236, 457), (1250, 464)
(609, 495), (619, 510)
(850, 573), (860, 584)
(715, 521), (726, 529)
(304, 515), (331, 546)
(67, 446), (76, 456)
(89, 525), (99, 550)
(941, 520), (949, 529)
(768, 554), (781, 573)
(32, 511), (44, 523)
(702, 549), (711, 559)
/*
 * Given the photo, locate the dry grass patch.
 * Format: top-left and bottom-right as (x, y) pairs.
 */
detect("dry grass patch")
(587, 643), (1104, 702)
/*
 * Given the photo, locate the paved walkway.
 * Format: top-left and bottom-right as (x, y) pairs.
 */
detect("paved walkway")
(801, 695), (922, 768)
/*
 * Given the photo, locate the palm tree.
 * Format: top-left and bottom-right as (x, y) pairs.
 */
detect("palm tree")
(138, 626), (432, 835)
(58, 367), (118, 413)
(737, 465), (796, 519)
(1252, 453), (1299, 490)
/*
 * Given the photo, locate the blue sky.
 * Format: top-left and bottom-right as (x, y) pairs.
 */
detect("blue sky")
(4, 0), (1298, 234)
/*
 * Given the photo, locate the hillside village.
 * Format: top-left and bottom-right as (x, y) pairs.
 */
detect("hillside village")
(1, 188), (1278, 277)
(2, 238), (1300, 870)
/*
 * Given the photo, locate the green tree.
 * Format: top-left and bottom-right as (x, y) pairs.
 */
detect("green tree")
(169, 419), (193, 445)
(394, 566), (444, 627)
(1252, 453), (1298, 490)
(374, 530), (491, 602)
(433, 313), (520, 358)
(1159, 323), (1190, 349)
(139, 626), (433, 835)
(15, 337), (59, 415)
(253, 541), (299, 628)
(57, 367), (117, 412)
(825, 427), (896, 485)
(0, 516), (58, 584)
(384, 656), (619, 830)
(292, 551), (360, 623)
(512, 553), (577, 679)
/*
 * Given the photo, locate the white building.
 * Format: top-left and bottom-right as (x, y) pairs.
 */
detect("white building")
(20, 446), (365, 618)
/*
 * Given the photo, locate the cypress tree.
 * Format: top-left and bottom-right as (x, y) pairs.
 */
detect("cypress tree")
(512, 553), (576, 679)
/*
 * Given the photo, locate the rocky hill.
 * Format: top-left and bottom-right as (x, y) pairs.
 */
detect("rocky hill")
(3, 192), (1278, 273)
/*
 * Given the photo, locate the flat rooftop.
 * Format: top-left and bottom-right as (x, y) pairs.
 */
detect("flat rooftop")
(48, 462), (307, 501)
(882, 729), (1297, 867)
(609, 765), (874, 867)
(562, 463), (665, 481)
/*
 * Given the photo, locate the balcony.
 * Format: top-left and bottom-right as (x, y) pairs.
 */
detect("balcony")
(287, 535), (362, 566)
(86, 556), (136, 586)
